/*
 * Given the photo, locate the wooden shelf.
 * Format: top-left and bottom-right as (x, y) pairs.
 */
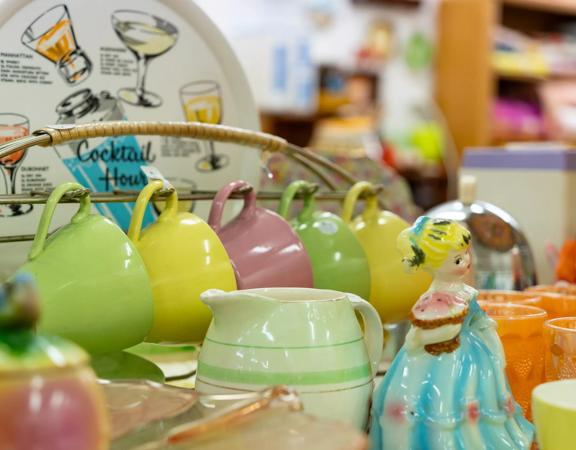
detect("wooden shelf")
(490, 135), (546, 145)
(496, 70), (547, 83)
(496, 69), (576, 83)
(352, 0), (420, 6)
(503, 0), (576, 16)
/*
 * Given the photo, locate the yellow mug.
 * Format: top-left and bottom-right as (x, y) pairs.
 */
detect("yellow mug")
(128, 180), (237, 343)
(532, 380), (576, 450)
(342, 182), (431, 322)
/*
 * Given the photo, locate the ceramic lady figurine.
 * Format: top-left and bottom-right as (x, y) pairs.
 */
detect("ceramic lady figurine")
(370, 217), (534, 450)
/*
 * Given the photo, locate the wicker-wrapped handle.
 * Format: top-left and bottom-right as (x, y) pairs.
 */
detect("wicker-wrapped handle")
(0, 121), (359, 197)
(34, 121), (287, 153)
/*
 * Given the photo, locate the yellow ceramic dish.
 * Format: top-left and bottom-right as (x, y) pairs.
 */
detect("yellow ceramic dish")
(532, 380), (576, 450)
(342, 182), (431, 322)
(128, 181), (236, 343)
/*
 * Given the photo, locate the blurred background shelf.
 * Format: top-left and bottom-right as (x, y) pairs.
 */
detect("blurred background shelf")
(352, 0), (421, 6)
(495, 70), (576, 82)
(495, 71), (547, 83)
(437, 0), (576, 149)
(194, 0), (576, 213)
(503, 0), (576, 16)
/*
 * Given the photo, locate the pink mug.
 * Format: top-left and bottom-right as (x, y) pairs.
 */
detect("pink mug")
(208, 180), (314, 289)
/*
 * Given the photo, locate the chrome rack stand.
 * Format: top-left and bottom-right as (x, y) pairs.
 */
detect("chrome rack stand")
(0, 121), (384, 244)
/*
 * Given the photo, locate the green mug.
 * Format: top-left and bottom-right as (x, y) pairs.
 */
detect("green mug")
(279, 180), (371, 299)
(17, 182), (154, 354)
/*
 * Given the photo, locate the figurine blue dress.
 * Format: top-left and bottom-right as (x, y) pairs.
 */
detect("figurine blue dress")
(370, 217), (534, 450)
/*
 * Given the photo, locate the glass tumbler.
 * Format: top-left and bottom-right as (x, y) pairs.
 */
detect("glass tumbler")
(478, 290), (542, 307)
(479, 301), (547, 419)
(544, 317), (576, 381)
(525, 288), (576, 319)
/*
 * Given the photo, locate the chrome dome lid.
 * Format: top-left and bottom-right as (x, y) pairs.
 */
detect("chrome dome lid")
(427, 176), (537, 290)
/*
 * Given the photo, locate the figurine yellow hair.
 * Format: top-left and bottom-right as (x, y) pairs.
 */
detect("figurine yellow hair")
(397, 217), (471, 271)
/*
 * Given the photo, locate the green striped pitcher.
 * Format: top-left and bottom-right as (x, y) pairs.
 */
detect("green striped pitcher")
(196, 288), (383, 429)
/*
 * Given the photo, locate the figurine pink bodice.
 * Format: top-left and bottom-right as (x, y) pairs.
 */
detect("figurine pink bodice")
(411, 291), (468, 321)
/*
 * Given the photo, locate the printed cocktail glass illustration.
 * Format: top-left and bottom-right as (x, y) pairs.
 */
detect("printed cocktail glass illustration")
(180, 80), (229, 172)
(112, 10), (178, 108)
(0, 113), (33, 217)
(21, 4), (92, 84)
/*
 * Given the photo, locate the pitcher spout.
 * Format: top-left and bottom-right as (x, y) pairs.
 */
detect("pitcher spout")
(200, 288), (278, 325)
(200, 289), (233, 311)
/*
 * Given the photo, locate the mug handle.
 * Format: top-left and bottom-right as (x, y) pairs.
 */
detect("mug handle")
(347, 293), (383, 377)
(208, 180), (256, 233)
(29, 182), (92, 261)
(278, 180), (316, 221)
(341, 181), (379, 224)
(128, 180), (179, 243)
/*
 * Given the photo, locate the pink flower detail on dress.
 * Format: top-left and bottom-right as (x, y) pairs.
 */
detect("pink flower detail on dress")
(386, 401), (405, 423)
(466, 401), (480, 423)
(505, 397), (515, 416)
(411, 291), (467, 320)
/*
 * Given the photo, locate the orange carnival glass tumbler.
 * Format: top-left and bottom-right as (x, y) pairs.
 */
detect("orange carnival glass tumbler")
(479, 301), (547, 419)
(478, 290), (542, 307)
(525, 286), (576, 319)
(544, 317), (576, 381)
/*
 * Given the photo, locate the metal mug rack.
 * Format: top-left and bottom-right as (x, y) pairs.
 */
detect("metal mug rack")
(0, 121), (384, 244)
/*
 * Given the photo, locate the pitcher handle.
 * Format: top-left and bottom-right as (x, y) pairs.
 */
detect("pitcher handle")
(208, 180), (256, 233)
(29, 182), (92, 261)
(341, 181), (379, 224)
(128, 180), (178, 243)
(278, 180), (317, 221)
(347, 293), (383, 377)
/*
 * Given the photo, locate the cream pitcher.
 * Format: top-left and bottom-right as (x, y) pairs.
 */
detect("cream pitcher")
(196, 288), (383, 429)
